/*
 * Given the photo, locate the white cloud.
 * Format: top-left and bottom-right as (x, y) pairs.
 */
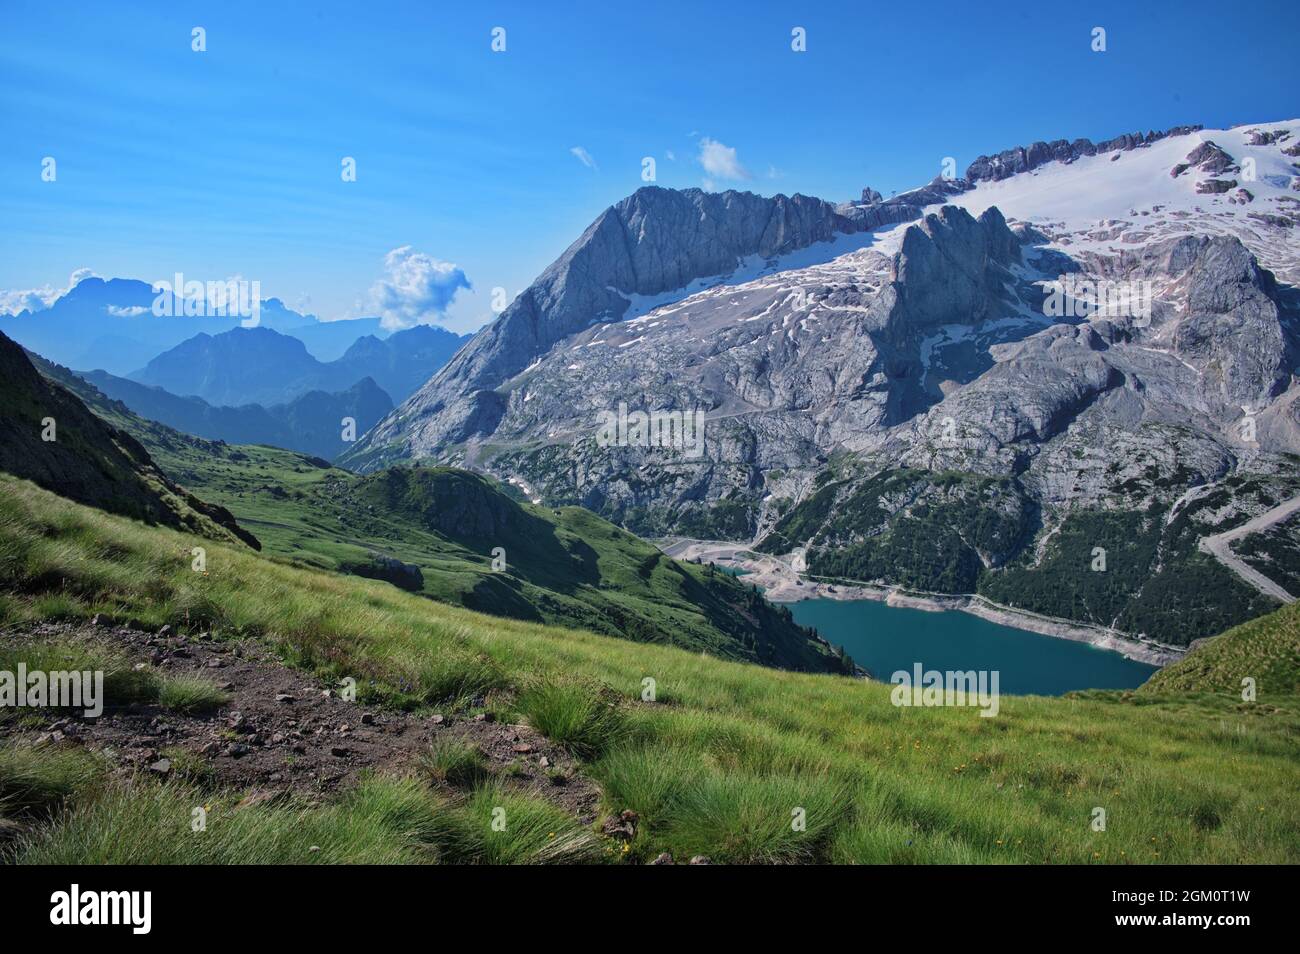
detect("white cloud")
(368, 246), (470, 330)
(569, 146), (598, 170)
(698, 137), (749, 181)
(665, 149), (676, 161)
(0, 267), (99, 316)
(0, 287), (57, 316)
(107, 305), (148, 317)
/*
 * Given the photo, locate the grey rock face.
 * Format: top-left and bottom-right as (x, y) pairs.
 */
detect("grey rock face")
(1196, 178), (1238, 195)
(1171, 235), (1293, 407)
(346, 124), (1222, 476)
(964, 125), (1202, 183)
(508, 216), (1294, 540)
(381, 205), (1040, 534)
(904, 323), (1125, 474)
(1246, 128), (1292, 146)
(345, 187), (900, 466)
(889, 207), (1019, 342)
(902, 232), (1296, 471)
(1185, 141), (1239, 175)
(1248, 213), (1295, 228)
(344, 122), (1299, 556)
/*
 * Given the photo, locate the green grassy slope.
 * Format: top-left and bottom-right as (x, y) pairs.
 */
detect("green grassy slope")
(31, 357), (843, 673)
(1139, 601), (1300, 697)
(0, 331), (257, 549)
(2, 475), (1298, 864)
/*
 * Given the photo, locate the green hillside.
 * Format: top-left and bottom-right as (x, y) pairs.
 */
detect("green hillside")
(2, 475), (1298, 863)
(31, 354), (844, 673)
(1140, 601), (1300, 697)
(0, 331), (257, 549)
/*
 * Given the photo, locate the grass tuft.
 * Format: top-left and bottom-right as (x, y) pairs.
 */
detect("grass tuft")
(656, 771), (851, 864)
(420, 737), (490, 788)
(516, 677), (626, 760)
(457, 785), (604, 865)
(0, 743), (103, 818)
(157, 675), (231, 715)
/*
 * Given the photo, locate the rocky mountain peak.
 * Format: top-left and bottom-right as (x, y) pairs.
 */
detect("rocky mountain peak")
(343, 119), (1300, 523)
(964, 124), (1203, 183)
(344, 185), (893, 465)
(885, 205), (1022, 338)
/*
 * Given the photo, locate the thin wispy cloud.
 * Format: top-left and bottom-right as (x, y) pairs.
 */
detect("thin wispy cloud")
(570, 146), (598, 170)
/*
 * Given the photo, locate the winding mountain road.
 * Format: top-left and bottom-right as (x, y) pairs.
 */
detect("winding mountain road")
(1198, 494), (1300, 604)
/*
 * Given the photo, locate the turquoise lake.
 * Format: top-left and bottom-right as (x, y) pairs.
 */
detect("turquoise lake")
(785, 598), (1157, 696)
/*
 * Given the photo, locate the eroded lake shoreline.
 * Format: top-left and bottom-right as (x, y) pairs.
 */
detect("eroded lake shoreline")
(659, 539), (1185, 667)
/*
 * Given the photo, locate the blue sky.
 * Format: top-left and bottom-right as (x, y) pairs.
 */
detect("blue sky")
(2, 0), (1297, 333)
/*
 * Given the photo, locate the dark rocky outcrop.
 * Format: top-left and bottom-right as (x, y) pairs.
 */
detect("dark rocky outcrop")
(1185, 141), (1238, 176)
(339, 553), (424, 591)
(1245, 128), (1291, 146)
(883, 206), (1021, 341)
(1247, 213), (1295, 229)
(964, 125), (1202, 183)
(0, 330), (259, 548)
(1196, 178), (1238, 194)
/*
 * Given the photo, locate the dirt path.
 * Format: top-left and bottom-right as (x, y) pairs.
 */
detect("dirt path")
(1198, 494), (1300, 604)
(1, 621), (600, 818)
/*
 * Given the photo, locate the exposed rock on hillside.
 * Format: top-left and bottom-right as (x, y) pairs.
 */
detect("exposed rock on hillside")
(0, 330), (259, 548)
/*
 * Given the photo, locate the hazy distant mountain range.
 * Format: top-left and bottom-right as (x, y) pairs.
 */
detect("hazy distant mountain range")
(0, 277), (470, 459)
(73, 366), (394, 460)
(128, 324), (468, 407)
(0, 276), (392, 373)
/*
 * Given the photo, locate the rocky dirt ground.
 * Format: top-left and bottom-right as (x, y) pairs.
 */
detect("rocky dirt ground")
(0, 620), (601, 819)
